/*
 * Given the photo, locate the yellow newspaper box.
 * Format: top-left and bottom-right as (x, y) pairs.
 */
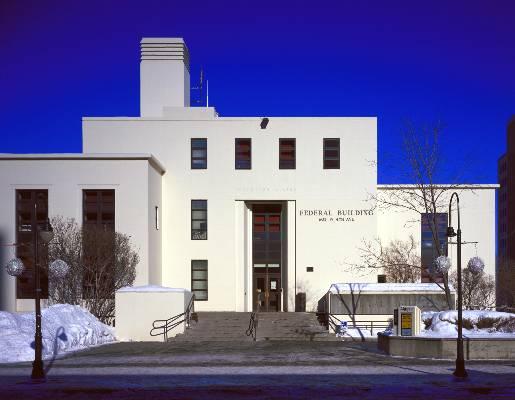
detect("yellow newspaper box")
(396, 305), (421, 336)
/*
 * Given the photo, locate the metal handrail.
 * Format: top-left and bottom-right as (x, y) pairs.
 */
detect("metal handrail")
(246, 293), (262, 341)
(328, 314), (390, 336)
(150, 294), (196, 341)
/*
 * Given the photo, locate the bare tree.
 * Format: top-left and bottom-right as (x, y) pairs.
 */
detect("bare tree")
(332, 283), (366, 341)
(47, 217), (138, 324)
(47, 216), (83, 306)
(370, 120), (464, 309)
(356, 235), (421, 283)
(449, 269), (495, 310)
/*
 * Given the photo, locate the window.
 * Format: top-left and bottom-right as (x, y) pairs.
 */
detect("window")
(15, 189), (49, 299)
(235, 138), (251, 169)
(155, 206), (160, 230)
(377, 274), (387, 283)
(82, 190), (116, 298)
(191, 138), (207, 169)
(421, 213), (448, 283)
(191, 200), (207, 240)
(191, 260), (208, 300)
(83, 189), (115, 230)
(279, 138), (296, 169)
(323, 138), (340, 169)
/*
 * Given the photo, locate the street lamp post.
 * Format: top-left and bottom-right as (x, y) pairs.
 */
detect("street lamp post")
(446, 192), (467, 378)
(31, 216), (54, 381)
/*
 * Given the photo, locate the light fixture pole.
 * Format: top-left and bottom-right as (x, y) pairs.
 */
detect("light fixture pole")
(31, 212), (54, 381)
(446, 192), (467, 378)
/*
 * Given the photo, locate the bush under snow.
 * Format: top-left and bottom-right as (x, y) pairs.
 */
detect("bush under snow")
(420, 310), (515, 338)
(0, 304), (115, 363)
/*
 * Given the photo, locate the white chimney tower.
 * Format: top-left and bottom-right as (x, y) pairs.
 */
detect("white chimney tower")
(140, 38), (190, 117)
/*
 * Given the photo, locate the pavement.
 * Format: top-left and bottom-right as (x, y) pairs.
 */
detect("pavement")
(0, 341), (514, 399)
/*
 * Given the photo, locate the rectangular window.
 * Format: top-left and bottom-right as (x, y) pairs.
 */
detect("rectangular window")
(191, 260), (208, 300)
(279, 138), (296, 169)
(235, 138), (251, 169)
(155, 206), (159, 230)
(15, 189), (49, 299)
(191, 138), (207, 169)
(421, 213), (448, 283)
(82, 189), (116, 298)
(83, 189), (115, 230)
(323, 138), (340, 169)
(191, 200), (207, 240)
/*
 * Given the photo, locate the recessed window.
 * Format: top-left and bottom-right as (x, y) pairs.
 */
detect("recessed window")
(16, 189), (49, 299)
(191, 260), (208, 300)
(191, 138), (207, 169)
(155, 206), (160, 230)
(235, 138), (251, 169)
(191, 200), (207, 240)
(279, 138), (296, 169)
(83, 189), (115, 230)
(377, 274), (386, 283)
(323, 138), (340, 169)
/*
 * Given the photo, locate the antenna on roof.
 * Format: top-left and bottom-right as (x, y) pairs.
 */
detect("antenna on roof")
(191, 67), (205, 106)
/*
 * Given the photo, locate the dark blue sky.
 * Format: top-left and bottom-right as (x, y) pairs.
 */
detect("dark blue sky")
(1, 0), (514, 183)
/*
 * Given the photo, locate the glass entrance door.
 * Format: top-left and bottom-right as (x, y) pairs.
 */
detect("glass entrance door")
(252, 204), (282, 312)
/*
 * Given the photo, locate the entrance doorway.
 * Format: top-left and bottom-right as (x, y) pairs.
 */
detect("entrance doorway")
(252, 204), (282, 312)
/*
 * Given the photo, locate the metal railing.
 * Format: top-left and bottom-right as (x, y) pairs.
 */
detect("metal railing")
(150, 294), (196, 341)
(328, 314), (390, 336)
(245, 293), (262, 341)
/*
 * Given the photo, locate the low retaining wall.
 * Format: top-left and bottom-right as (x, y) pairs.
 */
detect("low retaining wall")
(378, 333), (515, 360)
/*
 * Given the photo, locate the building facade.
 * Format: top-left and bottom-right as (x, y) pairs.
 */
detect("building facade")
(497, 118), (515, 307)
(0, 38), (498, 313)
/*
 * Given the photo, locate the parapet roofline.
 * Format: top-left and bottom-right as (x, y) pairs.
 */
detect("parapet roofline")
(82, 116), (378, 121)
(378, 184), (500, 190)
(0, 153), (166, 175)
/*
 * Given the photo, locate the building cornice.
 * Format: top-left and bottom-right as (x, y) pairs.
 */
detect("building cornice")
(0, 153), (166, 175)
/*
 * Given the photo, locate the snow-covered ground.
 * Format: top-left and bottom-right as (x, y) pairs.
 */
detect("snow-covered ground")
(0, 304), (115, 363)
(419, 310), (515, 338)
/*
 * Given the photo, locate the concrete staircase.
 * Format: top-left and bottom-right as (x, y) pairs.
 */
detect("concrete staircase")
(170, 312), (336, 342)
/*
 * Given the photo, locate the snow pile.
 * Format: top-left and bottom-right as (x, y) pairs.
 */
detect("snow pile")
(420, 310), (515, 338)
(0, 304), (115, 363)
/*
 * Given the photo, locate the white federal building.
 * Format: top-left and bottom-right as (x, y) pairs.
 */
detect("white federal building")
(0, 38), (497, 314)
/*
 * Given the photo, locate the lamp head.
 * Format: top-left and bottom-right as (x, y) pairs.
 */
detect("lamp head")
(446, 226), (456, 238)
(39, 218), (54, 244)
(260, 117), (269, 129)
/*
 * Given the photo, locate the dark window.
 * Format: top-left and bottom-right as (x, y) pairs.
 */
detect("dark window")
(191, 260), (208, 300)
(82, 190), (115, 298)
(377, 274), (387, 283)
(191, 200), (207, 240)
(235, 138), (251, 169)
(323, 138), (340, 169)
(421, 213), (448, 283)
(279, 138), (296, 169)
(191, 138), (207, 169)
(83, 190), (115, 230)
(15, 190), (49, 299)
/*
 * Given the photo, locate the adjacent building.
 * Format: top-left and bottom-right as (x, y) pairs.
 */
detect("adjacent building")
(0, 38), (498, 313)
(497, 118), (515, 307)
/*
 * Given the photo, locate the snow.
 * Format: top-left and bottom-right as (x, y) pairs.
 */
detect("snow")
(329, 282), (455, 294)
(419, 310), (515, 338)
(117, 285), (187, 293)
(0, 304), (115, 363)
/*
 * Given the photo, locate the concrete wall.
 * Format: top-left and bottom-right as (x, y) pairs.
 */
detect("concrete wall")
(0, 157), (160, 312)
(83, 116), (378, 311)
(328, 292), (453, 315)
(377, 186), (497, 281)
(378, 334), (515, 360)
(115, 286), (192, 341)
